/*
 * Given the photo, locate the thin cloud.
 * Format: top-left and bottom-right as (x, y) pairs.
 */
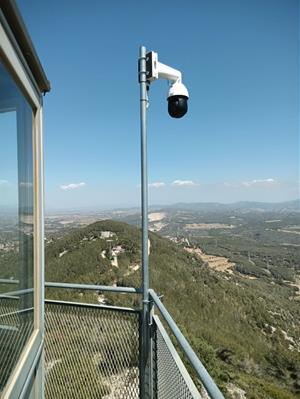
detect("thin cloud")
(171, 180), (198, 187)
(0, 180), (8, 185)
(60, 182), (86, 191)
(242, 178), (277, 188)
(149, 182), (166, 188)
(223, 179), (278, 189)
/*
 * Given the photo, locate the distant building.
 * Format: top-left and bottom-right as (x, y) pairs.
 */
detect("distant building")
(100, 231), (116, 239)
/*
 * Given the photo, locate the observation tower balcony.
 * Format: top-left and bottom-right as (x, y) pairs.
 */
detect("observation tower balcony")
(43, 282), (224, 399)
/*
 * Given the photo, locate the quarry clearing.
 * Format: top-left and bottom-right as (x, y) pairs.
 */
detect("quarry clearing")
(149, 222), (167, 232)
(285, 278), (300, 296)
(184, 247), (235, 273)
(148, 212), (166, 222)
(185, 223), (234, 230)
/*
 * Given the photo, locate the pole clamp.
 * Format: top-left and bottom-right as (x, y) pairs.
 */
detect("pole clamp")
(138, 56), (151, 84)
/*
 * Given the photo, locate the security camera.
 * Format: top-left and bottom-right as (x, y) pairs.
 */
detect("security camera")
(146, 51), (189, 118)
(167, 81), (189, 118)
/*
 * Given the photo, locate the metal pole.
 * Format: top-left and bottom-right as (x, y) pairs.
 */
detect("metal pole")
(139, 45), (150, 399)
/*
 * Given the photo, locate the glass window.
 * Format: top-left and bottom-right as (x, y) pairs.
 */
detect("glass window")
(0, 58), (34, 393)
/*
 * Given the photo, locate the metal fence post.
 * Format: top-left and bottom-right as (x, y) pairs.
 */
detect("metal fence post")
(149, 299), (155, 399)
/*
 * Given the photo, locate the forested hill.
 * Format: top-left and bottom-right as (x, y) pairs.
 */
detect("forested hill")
(45, 220), (300, 399)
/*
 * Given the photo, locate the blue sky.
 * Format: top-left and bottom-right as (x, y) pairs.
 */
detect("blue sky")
(16, 0), (299, 209)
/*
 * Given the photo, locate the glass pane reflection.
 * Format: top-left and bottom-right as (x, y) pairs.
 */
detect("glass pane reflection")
(0, 59), (34, 393)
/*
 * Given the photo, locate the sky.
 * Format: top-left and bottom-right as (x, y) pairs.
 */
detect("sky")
(13, 0), (299, 209)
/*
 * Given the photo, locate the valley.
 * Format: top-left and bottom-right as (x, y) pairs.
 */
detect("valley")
(1, 200), (299, 398)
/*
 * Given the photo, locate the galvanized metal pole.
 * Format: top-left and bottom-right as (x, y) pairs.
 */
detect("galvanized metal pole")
(139, 45), (150, 399)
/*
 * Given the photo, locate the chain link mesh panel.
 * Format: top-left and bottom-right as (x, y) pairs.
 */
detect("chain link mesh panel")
(0, 297), (33, 394)
(152, 315), (202, 399)
(45, 301), (140, 399)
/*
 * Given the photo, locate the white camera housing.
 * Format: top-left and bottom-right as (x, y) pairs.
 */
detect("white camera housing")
(167, 81), (189, 99)
(167, 81), (189, 118)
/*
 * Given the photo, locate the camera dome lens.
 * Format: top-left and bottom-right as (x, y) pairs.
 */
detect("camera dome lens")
(168, 95), (188, 118)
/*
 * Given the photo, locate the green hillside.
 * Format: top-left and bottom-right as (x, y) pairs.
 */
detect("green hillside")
(45, 220), (300, 398)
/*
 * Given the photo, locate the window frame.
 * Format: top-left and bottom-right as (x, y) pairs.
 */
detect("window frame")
(0, 13), (44, 399)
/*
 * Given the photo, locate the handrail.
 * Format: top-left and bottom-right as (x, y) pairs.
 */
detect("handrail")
(0, 279), (19, 285)
(45, 281), (142, 294)
(0, 307), (34, 319)
(0, 288), (33, 298)
(149, 289), (225, 399)
(46, 299), (138, 314)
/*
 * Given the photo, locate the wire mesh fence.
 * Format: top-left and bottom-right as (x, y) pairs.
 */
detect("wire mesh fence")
(44, 291), (220, 399)
(45, 301), (140, 399)
(152, 315), (202, 399)
(0, 297), (34, 394)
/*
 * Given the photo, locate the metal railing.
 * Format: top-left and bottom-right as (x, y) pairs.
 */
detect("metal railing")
(45, 300), (140, 399)
(0, 296), (34, 394)
(44, 282), (224, 399)
(0, 279), (20, 285)
(152, 315), (202, 399)
(149, 290), (224, 399)
(45, 281), (141, 294)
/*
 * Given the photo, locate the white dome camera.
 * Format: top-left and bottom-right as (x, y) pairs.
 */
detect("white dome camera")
(167, 81), (189, 118)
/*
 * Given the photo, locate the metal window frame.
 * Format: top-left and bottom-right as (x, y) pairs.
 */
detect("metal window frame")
(0, 11), (44, 399)
(0, 1), (50, 94)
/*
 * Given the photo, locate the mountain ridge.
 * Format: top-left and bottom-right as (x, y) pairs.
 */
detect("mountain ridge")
(164, 199), (300, 212)
(41, 199), (300, 215)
